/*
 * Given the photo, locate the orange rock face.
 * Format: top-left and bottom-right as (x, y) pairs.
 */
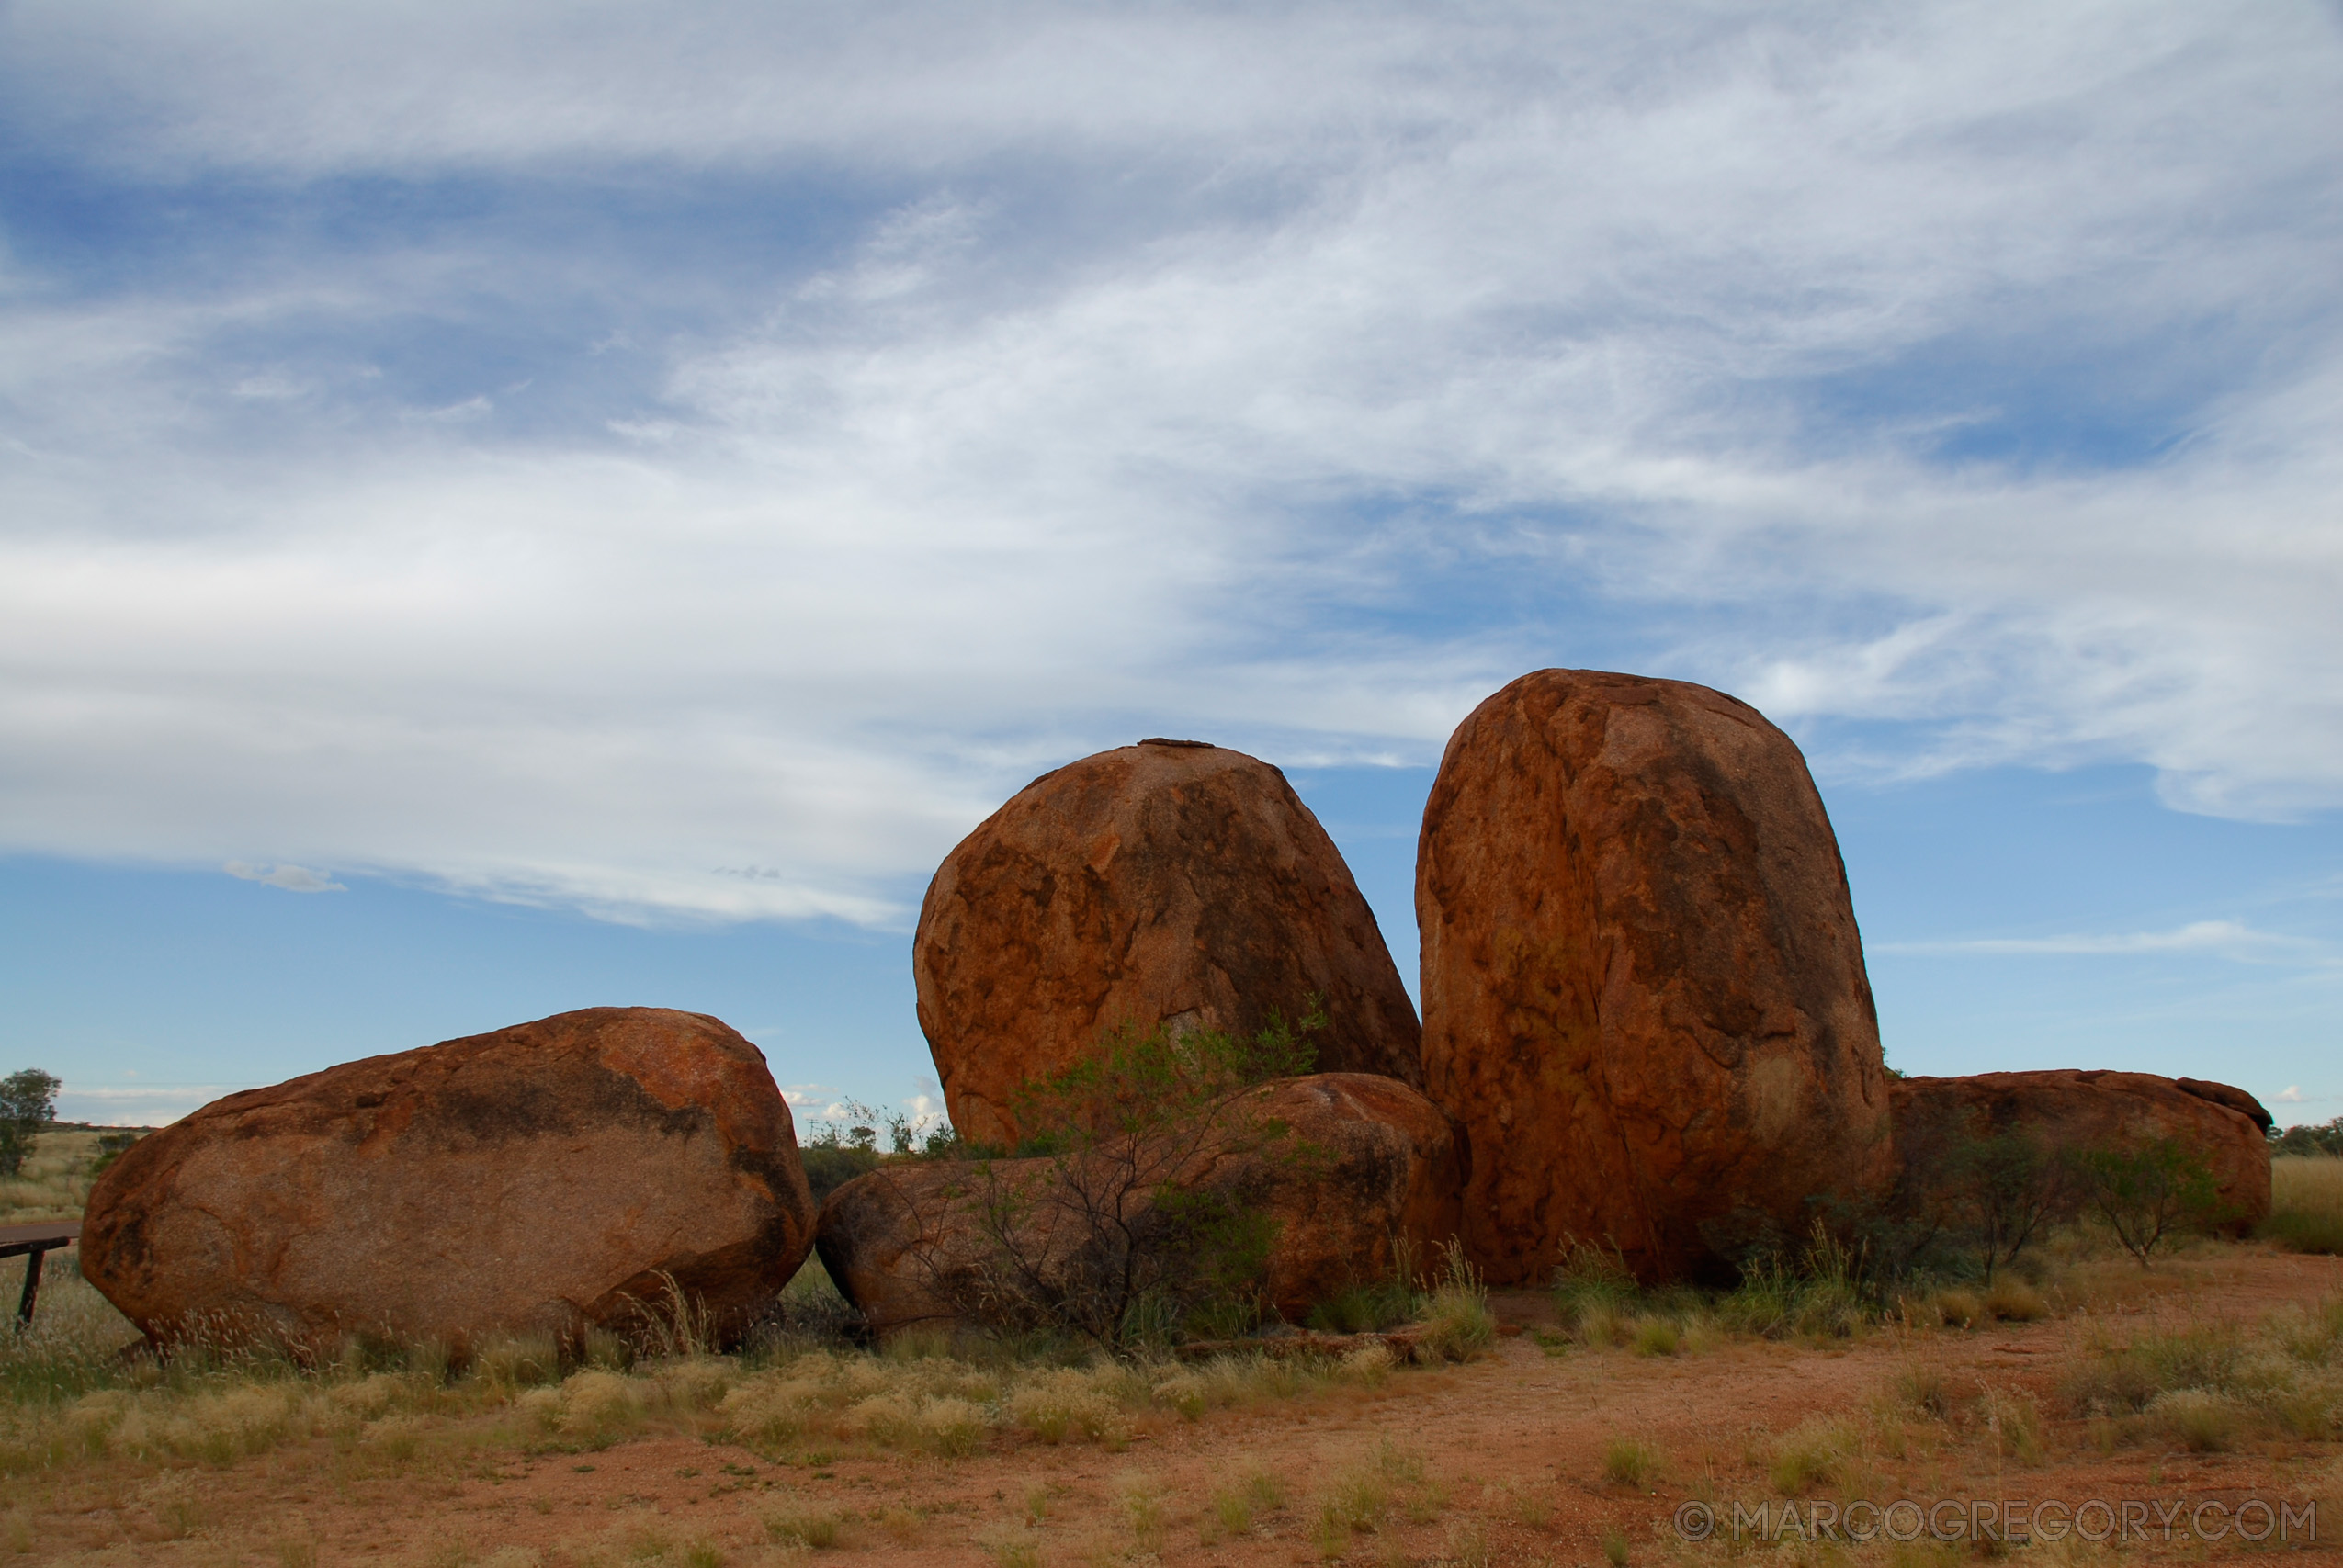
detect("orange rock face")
(1417, 670), (1893, 1284)
(916, 740), (1421, 1148)
(816, 1073), (1463, 1337)
(81, 1008), (816, 1353)
(1890, 1070), (2271, 1233)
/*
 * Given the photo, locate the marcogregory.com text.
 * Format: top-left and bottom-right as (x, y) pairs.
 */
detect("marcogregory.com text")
(1670, 1496), (2316, 1546)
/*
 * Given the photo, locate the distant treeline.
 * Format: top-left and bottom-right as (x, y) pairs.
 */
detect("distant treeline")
(2271, 1116), (2343, 1158)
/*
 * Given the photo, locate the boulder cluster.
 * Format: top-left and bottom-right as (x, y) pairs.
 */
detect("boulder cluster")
(79, 670), (2274, 1352)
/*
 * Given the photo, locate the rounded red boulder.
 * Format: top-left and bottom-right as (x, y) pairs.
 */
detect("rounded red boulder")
(916, 739), (1421, 1148)
(1417, 670), (1893, 1283)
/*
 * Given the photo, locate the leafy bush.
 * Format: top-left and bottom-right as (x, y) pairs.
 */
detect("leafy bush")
(1885, 1101), (2072, 1283)
(2073, 1137), (2226, 1266)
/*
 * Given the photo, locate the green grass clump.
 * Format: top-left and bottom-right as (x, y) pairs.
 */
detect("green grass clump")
(1552, 1240), (1642, 1341)
(764, 1508), (843, 1549)
(2055, 1303), (2343, 1447)
(1601, 1436), (1659, 1487)
(1628, 1317), (1681, 1357)
(1418, 1242), (1496, 1360)
(1307, 1278), (1421, 1334)
(1768, 1419), (1856, 1495)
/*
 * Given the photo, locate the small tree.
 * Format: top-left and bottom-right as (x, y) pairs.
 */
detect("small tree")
(2074, 1138), (2225, 1268)
(1944, 1126), (2067, 1283)
(917, 1005), (1322, 1351)
(1884, 1105), (2068, 1284)
(0, 1068), (60, 1178)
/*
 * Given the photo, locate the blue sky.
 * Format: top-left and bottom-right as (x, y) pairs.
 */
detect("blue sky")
(2, 2), (2338, 1127)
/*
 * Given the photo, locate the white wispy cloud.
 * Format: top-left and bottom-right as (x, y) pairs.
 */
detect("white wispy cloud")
(0, 2), (2337, 921)
(56, 1083), (262, 1126)
(1879, 920), (2333, 963)
(223, 862), (345, 893)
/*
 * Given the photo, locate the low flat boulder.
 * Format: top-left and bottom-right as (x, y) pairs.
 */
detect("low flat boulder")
(1889, 1070), (2271, 1234)
(81, 1007), (817, 1354)
(915, 739), (1422, 1149)
(816, 1073), (1462, 1339)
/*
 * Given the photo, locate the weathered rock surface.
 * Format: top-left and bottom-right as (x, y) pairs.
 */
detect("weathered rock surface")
(1890, 1070), (2271, 1233)
(816, 1073), (1463, 1337)
(82, 1008), (817, 1353)
(2176, 1077), (2275, 1133)
(1417, 670), (1893, 1284)
(916, 739), (1421, 1148)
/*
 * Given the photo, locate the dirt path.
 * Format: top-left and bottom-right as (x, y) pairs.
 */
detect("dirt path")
(17, 1252), (2343, 1566)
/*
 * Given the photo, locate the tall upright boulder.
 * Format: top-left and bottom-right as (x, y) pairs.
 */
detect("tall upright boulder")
(917, 739), (1421, 1148)
(82, 1008), (817, 1353)
(1418, 671), (1892, 1283)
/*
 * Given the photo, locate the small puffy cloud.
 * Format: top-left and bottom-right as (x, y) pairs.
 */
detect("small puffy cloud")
(223, 862), (345, 893)
(2279, 1086), (2305, 1102)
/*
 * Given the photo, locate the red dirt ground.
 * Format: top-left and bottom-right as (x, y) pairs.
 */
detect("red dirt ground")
(16, 1251), (2343, 1566)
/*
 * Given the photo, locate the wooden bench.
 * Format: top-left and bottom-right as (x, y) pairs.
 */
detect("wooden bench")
(0, 1220), (81, 1329)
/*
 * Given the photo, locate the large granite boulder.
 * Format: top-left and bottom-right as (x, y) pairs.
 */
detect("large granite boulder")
(1891, 1070), (2271, 1234)
(817, 1073), (1463, 1338)
(1417, 670), (1893, 1284)
(915, 739), (1421, 1148)
(82, 1008), (817, 1354)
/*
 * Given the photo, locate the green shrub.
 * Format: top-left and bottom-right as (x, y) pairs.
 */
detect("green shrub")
(902, 1006), (1325, 1351)
(2074, 1138), (2226, 1266)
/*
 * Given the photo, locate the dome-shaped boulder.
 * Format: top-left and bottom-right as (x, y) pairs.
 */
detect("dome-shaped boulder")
(916, 739), (1421, 1148)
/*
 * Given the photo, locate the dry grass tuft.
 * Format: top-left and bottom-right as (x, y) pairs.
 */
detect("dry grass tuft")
(2054, 1297), (2343, 1449)
(1983, 1277), (2048, 1322)
(1628, 1316), (1681, 1357)
(1601, 1435), (1660, 1488)
(2267, 1156), (2343, 1254)
(1767, 1418), (1859, 1495)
